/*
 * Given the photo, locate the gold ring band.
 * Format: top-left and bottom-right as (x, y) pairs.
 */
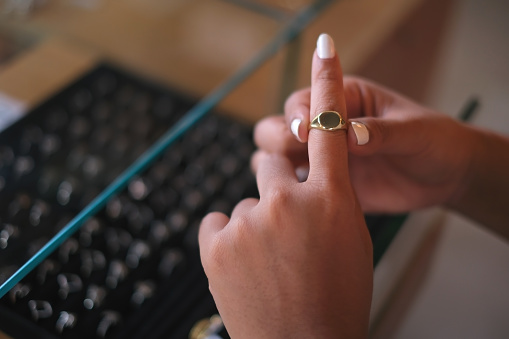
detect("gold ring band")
(309, 111), (347, 131)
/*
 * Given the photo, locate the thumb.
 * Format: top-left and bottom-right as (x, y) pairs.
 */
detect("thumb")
(347, 116), (428, 156)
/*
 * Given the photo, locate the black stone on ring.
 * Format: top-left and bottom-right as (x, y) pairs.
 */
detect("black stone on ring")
(309, 111), (346, 131)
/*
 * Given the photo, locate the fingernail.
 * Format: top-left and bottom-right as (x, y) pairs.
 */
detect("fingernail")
(351, 121), (369, 145)
(317, 33), (335, 59)
(295, 166), (309, 182)
(291, 118), (303, 142)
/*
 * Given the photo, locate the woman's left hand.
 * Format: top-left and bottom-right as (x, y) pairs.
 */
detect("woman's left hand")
(199, 34), (372, 339)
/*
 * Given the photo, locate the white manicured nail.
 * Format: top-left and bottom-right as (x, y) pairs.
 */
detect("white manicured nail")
(295, 166), (309, 182)
(351, 121), (369, 145)
(317, 33), (335, 59)
(291, 118), (302, 142)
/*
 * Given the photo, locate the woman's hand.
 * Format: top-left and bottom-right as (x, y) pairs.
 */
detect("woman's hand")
(199, 34), (373, 338)
(255, 77), (476, 214)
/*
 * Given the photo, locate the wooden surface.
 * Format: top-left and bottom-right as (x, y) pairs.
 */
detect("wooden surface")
(0, 37), (98, 109)
(292, 0), (426, 88)
(0, 0), (430, 123)
(0, 0), (282, 124)
(357, 0), (456, 104)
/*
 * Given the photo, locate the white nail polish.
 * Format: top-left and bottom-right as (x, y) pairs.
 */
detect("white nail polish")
(317, 33), (335, 59)
(295, 166), (309, 182)
(351, 121), (369, 145)
(291, 119), (302, 142)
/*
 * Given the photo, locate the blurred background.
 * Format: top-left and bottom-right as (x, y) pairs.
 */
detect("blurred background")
(0, 0), (508, 338)
(363, 0), (509, 338)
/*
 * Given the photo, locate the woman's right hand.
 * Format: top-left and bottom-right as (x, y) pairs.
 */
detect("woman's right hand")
(254, 77), (476, 214)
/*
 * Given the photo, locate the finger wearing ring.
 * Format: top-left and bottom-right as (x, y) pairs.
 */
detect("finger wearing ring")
(309, 111), (347, 131)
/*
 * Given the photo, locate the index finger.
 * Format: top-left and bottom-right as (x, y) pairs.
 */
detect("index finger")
(307, 33), (349, 187)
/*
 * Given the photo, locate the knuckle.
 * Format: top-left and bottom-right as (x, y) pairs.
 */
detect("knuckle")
(204, 213), (254, 275)
(232, 214), (251, 236)
(265, 187), (291, 211)
(316, 66), (341, 82)
(205, 233), (228, 273)
(201, 212), (219, 226)
(310, 185), (355, 218)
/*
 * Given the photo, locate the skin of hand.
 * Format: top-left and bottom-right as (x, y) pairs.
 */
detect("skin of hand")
(199, 34), (373, 338)
(254, 77), (477, 214)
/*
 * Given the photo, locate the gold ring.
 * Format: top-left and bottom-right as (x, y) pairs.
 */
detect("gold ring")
(309, 111), (347, 131)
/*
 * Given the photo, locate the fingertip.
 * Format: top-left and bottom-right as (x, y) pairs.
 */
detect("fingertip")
(295, 165), (310, 182)
(317, 33), (336, 59)
(284, 87), (311, 143)
(351, 121), (370, 145)
(290, 118), (302, 141)
(290, 118), (309, 143)
(250, 150), (266, 174)
(199, 212), (229, 251)
(253, 116), (277, 148)
(254, 115), (301, 153)
(347, 118), (399, 156)
(200, 212), (229, 235)
(347, 120), (376, 155)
